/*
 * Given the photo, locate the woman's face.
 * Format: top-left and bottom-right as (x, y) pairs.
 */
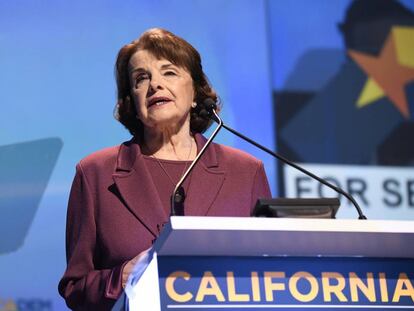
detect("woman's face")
(128, 49), (195, 131)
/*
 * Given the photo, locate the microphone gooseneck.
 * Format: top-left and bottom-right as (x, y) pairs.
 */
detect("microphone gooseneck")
(203, 99), (367, 220)
(170, 102), (223, 216)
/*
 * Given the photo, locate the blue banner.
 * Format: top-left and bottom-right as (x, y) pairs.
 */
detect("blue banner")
(158, 256), (414, 310)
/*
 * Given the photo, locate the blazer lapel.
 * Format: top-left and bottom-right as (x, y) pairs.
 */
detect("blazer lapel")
(185, 134), (225, 216)
(112, 139), (168, 237)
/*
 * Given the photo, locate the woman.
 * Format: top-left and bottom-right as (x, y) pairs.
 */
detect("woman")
(58, 28), (271, 310)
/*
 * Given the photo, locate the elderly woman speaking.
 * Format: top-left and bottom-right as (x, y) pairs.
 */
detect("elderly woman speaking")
(58, 28), (270, 310)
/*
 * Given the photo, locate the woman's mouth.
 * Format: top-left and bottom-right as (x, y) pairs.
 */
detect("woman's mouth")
(148, 97), (172, 108)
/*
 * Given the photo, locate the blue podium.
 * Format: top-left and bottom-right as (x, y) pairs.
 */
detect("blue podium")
(122, 217), (414, 310)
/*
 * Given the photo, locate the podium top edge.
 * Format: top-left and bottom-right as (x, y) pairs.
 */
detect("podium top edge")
(168, 216), (414, 234)
(153, 217), (414, 258)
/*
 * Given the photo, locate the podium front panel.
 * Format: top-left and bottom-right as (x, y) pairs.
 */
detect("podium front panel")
(156, 255), (414, 310)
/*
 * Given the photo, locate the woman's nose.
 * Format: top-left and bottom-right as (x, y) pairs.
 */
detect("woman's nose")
(148, 73), (164, 94)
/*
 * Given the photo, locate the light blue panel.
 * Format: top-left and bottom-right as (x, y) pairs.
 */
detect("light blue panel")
(0, 1), (274, 309)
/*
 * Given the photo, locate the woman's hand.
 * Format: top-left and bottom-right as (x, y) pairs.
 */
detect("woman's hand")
(121, 248), (152, 288)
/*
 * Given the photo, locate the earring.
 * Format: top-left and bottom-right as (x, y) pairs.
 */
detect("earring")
(191, 102), (197, 108)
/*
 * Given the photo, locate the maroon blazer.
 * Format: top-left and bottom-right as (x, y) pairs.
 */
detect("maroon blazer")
(58, 134), (271, 310)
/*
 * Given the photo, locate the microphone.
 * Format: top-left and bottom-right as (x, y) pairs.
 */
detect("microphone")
(170, 102), (223, 216)
(202, 98), (367, 220)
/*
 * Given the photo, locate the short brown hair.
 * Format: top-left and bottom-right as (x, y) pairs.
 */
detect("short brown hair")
(114, 28), (219, 137)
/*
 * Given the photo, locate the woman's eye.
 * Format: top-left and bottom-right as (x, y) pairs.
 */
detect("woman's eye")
(164, 70), (177, 76)
(135, 73), (150, 87)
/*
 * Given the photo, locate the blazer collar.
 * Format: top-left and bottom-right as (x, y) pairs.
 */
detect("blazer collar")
(184, 133), (225, 216)
(194, 133), (219, 168)
(115, 137), (140, 172)
(112, 133), (225, 236)
(113, 137), (167, 237)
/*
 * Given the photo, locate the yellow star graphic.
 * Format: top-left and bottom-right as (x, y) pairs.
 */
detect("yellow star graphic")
(348, 26), (414, 119)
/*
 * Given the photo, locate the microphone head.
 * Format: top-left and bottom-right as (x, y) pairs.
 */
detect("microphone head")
(202, 98), (219, 122)
(203, 98), (217, 112)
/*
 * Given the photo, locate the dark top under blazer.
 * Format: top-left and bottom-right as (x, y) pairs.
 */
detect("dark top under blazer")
(58, 134), (271, 310)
